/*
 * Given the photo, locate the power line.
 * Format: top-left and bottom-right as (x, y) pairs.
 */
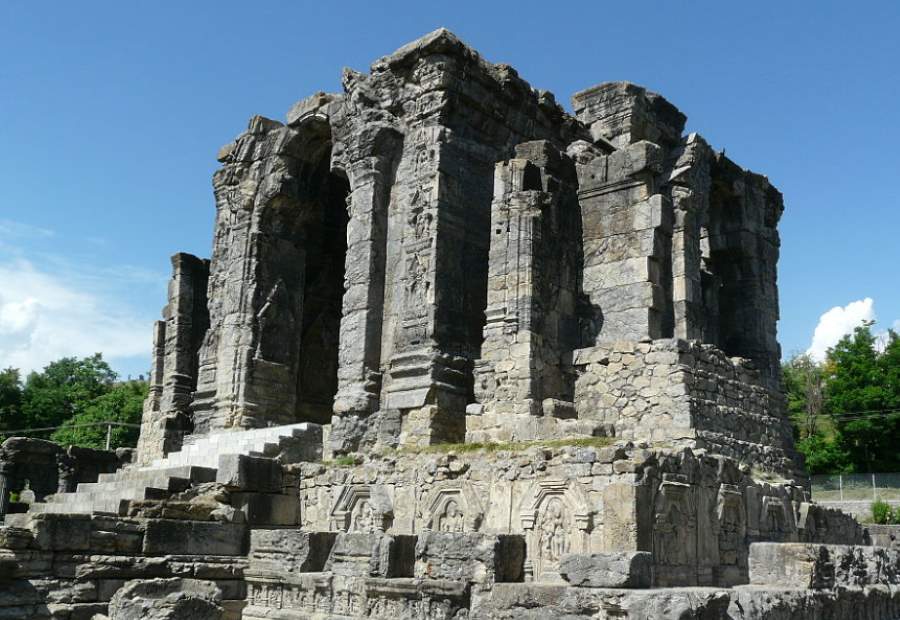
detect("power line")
(0, 421), (141, 434)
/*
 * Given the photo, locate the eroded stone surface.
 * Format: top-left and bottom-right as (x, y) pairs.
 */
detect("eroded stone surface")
(107, 578), (223, 620)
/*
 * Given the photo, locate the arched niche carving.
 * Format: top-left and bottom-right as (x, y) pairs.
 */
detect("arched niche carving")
(518, 479), (593, 582)
(760, 494), (794, 538)
(420, 480), (485, 533)
(716, 483), (745, 566)
(653, 479), (697, 570)
(329, 484), (393, 533)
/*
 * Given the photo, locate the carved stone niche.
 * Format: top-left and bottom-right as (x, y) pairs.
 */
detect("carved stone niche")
(329, 485), (393, 533)
(519, 479), (593, 582)
(716, 484), (746, 566)
(652, 478), (697, 578)
(420, 480), (485, 533)
(760, 494), (794, 540)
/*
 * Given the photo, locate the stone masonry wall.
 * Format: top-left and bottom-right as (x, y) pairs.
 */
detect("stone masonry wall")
(572, 339), (800, 478)
(290, 444), (861, 588)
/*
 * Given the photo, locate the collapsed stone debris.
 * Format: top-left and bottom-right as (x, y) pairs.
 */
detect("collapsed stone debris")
(1, 28), (898, 619)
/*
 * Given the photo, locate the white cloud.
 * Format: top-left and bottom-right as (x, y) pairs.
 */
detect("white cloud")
(0, 258), (152, 376)
(806, 298), (876, 362)
(874, 319), (900, 353)
(0, 219), (54, 240)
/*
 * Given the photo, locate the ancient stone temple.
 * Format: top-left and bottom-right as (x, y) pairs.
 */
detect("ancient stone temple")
(1, 29), (899, 620)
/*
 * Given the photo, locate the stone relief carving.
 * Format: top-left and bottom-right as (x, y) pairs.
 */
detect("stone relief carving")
(653, 479), (696, 568)
(420, 480), (485, 533)
(519, 479), (592, 581)
(438, 499), (465, 533)
(330, 485), (393, 533)
(248, 578), (462, 619)
(255, 279), (295, 364)
(350, 499), (377, 533)
(717, 484), (745, 565)
(538, 497), (569, 563)
(760, 495), (793, 538)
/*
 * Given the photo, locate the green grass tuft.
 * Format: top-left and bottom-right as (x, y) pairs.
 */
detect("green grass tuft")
(398, 435), (614, 456)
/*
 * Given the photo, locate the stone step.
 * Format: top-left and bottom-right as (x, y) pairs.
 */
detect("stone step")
(49, 485), (170, 504)
(20, 423), (321, 519)
(146, 423), (317, 469)
(97, 465), (217, 484)
(248, 442), (281, 459)
(75, 475), (190, 495)
(28, 498), (124, 515)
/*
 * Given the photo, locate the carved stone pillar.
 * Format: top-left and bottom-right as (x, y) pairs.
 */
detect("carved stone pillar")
(136, 253), (208, 464)
(469, 142), (581, 442)
(160, 253), (210, 415)
(136, 320), (166, 464)
(334, 152), (396, 417)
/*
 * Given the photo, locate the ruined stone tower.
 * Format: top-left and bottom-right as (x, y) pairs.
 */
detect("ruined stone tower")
(137, 28), (795, 478)
(3, 30), (896, 620)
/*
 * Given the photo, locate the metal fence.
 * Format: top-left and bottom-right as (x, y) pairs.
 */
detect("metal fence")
(811, 473), (900, 502)
(0, 421), (140, 450)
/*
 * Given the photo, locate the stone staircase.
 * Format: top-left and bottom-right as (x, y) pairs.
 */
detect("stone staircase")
(20, 423), (319, 517)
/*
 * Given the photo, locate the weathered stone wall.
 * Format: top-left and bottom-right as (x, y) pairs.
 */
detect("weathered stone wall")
(572, 339), (800, 478)
(571, 82), (783, 386)
(0, 514), (248, 619)
(290, 444), (861, 588)
(470, 140), (582, 441)
(327, 29), (584, 453)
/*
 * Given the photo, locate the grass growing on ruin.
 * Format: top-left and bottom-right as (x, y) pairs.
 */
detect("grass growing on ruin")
(325, 437), (616, 466)
(398, 435), (614, 455)
(323, 455), (359, 468)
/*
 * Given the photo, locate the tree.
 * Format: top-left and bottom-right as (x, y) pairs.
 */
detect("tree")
(19, 354), (117, 433)
(825, 324), (900, 472)
(51, 381), (147, 450)
(795, 433), (851, 474)
(0, 368), (23, 434)
(782, 354), (825, 439)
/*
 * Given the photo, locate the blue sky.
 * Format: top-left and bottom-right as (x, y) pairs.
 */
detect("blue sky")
(1, 1), (898, 379)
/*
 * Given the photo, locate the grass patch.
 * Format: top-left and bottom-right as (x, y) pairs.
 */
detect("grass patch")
(323, 455), (359, 468)
(398, 435), (614, 456)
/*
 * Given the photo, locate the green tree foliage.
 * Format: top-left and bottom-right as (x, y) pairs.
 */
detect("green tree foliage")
(0, 354), (144, 450)
(51, 381), (147, 449)
(825, 325), (900, 472)
(0, 368), (22, 432)
(782, 354), (825, 439)
(0, 368), (23, 434)
(19, 354), (117, 431)
(795, 433), (851, 474)
(786, 324), (900, 474)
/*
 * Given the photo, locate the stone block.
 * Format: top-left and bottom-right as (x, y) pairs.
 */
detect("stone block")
(30, 514), (92, 551)
(559, 551), (652, 588)
(0, 526), (34, 550)
(108, 577), (223, 620)
(216, 455), (282, 493)
(248, 529), (336, 576)
(749, 542), (900, 589)
(324, 532), (415, 578)
(231, 493), (298, 526)
(415, 532), (525, 586)
(143, 520), (246, 556)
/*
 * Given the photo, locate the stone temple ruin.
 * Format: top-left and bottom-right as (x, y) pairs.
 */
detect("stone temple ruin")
(1, 29), (899, 619)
